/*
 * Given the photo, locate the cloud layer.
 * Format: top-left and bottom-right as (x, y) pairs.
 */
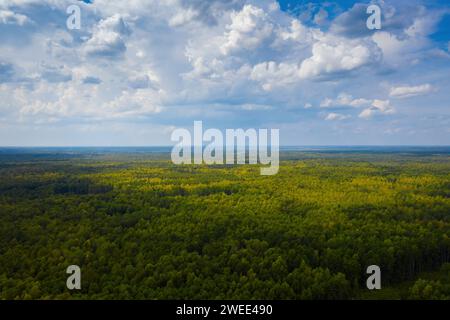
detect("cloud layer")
(0, 0), (449, 145)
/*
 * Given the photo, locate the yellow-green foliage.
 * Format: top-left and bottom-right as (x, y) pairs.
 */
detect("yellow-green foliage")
(0, 153), (449, 299)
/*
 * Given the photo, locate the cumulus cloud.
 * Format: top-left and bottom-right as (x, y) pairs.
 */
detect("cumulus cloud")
(371, 31), (422, 66)
(298, 35), (377, 79)
(177, 0), (245, 26)
(370, 7), (447, 67)
(83, 14), (131, 58)
(250, 61), (299, 91)
(220, 4), (274, 55)
(359, 100), (395, 119)
(405, 11), (445, 38)
(249, 36), (378, 90)
(105, 89), (163, 117)
(320, 93), (371, 108)
(184, 2), (381, 96)
(277, 19), (313, 43)
(389, 84), (435, 98)
(169, 7), (199, 27)
(16, 81), (162, 122)
(0, 9), (31, 25)
(324, 112), (350, 121)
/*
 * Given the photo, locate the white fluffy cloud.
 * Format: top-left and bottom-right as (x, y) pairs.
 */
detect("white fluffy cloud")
(169, 7), (199, 27)
(249, 32), (378, 89)
(324, 112), (350, 121)
(372, 31), (429, 66)
(298, 36), (375, 79)
(12, 81), (162, 123)
(359, 100), (395, 119)
(250, 61), (299, 91)
(278, 19), (312, 43)
(184, 2), (380, 95)
(319, 93), (395, 121)
(370, 8), (446, 67)
(320, 93), (371, 108)
(0, 9), (31, 25)
(83, 14), (131, 58)
(389, 84), (435, 98)
(220, 4), (274, 55)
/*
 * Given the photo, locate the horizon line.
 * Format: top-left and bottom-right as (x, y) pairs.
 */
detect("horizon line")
(0, 145), (449, 148)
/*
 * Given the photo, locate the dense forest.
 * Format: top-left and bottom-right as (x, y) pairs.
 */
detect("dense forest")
(0, 148), (449, 299)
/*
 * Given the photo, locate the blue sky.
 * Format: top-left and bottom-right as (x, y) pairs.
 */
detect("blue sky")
(0, 0), (449, 146)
